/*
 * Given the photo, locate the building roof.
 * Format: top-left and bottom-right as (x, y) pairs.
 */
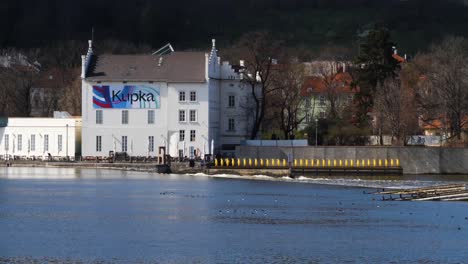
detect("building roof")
(33, 67), (79, 88)
(85, 52), (206, 83)
(392, 53), (406, 63)
(301, 72), (355, 96)
(422, 117), (468, 130)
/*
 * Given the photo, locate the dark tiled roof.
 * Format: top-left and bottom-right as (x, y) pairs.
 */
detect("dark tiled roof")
(33, 67), (79, 88)
(86, 52), (206, 83)
(301, 72), (356, 96)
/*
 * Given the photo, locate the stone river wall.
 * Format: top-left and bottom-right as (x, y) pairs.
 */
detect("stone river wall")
(236, 146), (468, 174)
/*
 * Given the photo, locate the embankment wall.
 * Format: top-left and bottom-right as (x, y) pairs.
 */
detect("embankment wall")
(236, 146), (468, 174)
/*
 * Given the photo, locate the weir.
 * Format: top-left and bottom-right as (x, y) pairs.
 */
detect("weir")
(212, 158), (403, 176)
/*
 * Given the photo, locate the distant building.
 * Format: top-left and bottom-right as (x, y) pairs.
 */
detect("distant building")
(30, 68), (77, 117)
(80, 39), (252, 158)
(0, 112), (81, 160)
(299, 65), (355, 129)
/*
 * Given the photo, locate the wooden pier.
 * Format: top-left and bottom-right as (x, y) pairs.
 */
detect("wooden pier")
(373, 184), (468, 201)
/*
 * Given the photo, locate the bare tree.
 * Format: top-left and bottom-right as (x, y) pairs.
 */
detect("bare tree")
(270, 62), (306, 139)
(415, 36), (468, 141)
(374, 76), (418, 145)
(234, 32), (280, 139)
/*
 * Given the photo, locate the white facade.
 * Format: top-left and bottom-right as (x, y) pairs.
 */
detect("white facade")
(81, 81), (210, 158)
(81, 39), (252, 158)
(0, 117), (80, 159)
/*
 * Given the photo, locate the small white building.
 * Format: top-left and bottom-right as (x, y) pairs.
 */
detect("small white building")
(0, 113), (81, 160)
(81, 39), (253, 158)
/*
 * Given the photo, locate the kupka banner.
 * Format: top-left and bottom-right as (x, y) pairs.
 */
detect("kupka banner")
(93, 85), (160, 109)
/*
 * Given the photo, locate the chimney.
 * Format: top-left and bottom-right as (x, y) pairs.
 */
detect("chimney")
(212, 39), (216, 48)
(392, 46), (397, 55)
(81, 55), (86, 79)
(205, 53), (209, 80)
(88, 40), (93, 54)
(342, 62), (346, 73)
(239, 60), (244, 67)
(404, 54), (407, 60)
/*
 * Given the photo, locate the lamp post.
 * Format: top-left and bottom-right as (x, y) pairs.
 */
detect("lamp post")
(315, 118), (318, 147)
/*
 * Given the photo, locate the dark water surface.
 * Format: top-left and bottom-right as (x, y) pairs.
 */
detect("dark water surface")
(1, 167), (468, 263)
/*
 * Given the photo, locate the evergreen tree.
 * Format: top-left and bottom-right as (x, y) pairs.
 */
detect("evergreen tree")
(353, 26), (400, 126)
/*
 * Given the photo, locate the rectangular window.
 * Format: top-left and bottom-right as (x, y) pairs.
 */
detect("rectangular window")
(306, 112), (311, 123)
(228, 95), (235, 107)
(228, 118), (235, 131)
(44, 134), (49, 152)
(31, 135), (36, 151)
(319, 95), (326, 106)
(190, 91), (197, 102)
(179, 110), (186, 122)
(122, 110), (129, 124)
(189, 110), (197, 122)
(148, 136), (154, 152)
(58, 135), (63, 152)
(189, 146), (195, 158)
(347, 95), (354, 104)
(179, 130), (185, 141)
(17, 134), (22, 151)
(96, 110), (103, 124)
(179, 91), (186, 102)
(190, 130), (196, 142)
(320, 111), (326, 118)
(305, 98), (311, 108)
(4, 134), (9, 151)
(148, 110), (155, 124)
(96, 136), (102, 152)
(122, 136), (128, 152)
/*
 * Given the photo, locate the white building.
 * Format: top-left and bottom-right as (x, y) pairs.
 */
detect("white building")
(81, 39), (252, 158)
(0, 113), (81, 160)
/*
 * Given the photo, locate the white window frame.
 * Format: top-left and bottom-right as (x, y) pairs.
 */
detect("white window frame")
(17, 134), (22, 151)
(122, 136), (128, 152)
(4, 134), (9, 151)
(58, 135), (63, 152)
(190, 130), (196, 142)
(228, 95), (235, 108)
(189, 109), (197, 122)
(179, 110), (186, 122)
(44, 134), (49, 152)
(305, 98), (311, 108)
(96, 136), (102, 152)
(179, 91), (186, 102)
(122, 110), (129, 124)
(228, 118), (235, 131)
(148, 136), (154, 152)
(190, 91), (197, 102)
(319, 95), (326, 106)
(148, 110), (155, 124)
(31, 135), (36, 151)
(96, 110), (103, 124)
(179, 130), (185, 141)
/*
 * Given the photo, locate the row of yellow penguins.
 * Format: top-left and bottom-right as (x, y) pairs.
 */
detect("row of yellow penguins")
(214, 158), (400, 167)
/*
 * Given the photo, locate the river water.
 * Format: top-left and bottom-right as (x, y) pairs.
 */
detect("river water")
(1, 167), (468, 263)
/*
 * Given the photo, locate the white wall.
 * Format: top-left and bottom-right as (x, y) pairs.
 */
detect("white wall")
(82, 80), (211, 158)
(0, 118), (78, 159)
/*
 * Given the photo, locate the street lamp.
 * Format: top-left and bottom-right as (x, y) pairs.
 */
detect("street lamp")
(315, 118), (319, 147)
